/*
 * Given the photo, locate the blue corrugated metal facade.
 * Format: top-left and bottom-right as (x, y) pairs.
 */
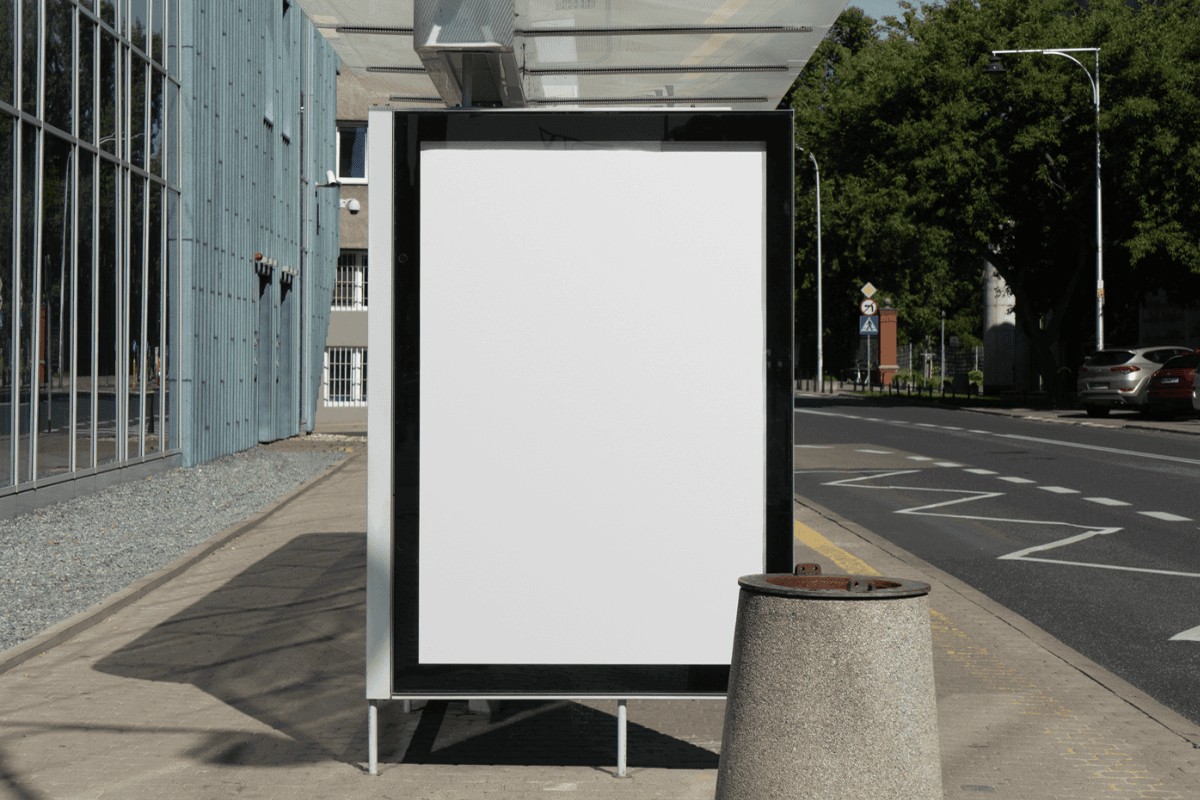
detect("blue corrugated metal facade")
(0, 0), (338, 516)
(180, 1), (338, 467)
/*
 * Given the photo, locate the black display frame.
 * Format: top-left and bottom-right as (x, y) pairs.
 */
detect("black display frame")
(390, 110), (794, 696)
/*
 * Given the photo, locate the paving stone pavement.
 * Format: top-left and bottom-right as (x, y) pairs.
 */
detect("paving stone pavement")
(2, 441), (1200, 799)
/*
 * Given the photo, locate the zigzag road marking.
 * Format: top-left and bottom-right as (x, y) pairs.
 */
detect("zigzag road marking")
(1169, 625), (1200, 642)
(820, 470), (1200, 581)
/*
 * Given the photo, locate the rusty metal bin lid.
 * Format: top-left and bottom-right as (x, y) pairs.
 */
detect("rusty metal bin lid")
(738, 573), (931, 600)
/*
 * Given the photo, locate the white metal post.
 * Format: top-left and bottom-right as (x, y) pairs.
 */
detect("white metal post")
(368, 699), (379, 775)
(940, 311), (946, 391)
(617, 699), (628, 777)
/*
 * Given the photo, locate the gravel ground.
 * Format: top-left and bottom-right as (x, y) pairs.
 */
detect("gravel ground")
(0, 435), (361, 653)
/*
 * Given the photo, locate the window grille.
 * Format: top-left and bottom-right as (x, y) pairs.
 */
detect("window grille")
(333, 252), (368, 310)
(324, 347), (368, 406)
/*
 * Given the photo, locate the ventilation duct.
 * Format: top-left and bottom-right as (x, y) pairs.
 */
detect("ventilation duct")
(414, 0), (525, 107)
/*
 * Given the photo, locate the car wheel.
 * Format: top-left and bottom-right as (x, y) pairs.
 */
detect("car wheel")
(1085, 406), (1109, 418)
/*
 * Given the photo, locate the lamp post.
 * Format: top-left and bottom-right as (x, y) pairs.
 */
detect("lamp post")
(940, 310), (946, 391)
(797, 147), (823, 392)
(986, 47), (1103, 351)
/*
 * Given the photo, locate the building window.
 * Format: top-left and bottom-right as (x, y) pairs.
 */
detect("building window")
(333, 252), (368, 310)
(324, 347), (367, 406)
(337, 126), (367, 182)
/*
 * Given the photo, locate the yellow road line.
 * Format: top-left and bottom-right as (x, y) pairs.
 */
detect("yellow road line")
(793, 521), (881, 576)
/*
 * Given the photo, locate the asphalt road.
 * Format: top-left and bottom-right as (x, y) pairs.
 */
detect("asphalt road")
(793, 393), (1200, 725)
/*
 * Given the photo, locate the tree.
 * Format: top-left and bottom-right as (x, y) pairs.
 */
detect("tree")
(789, 0), (1200, 398)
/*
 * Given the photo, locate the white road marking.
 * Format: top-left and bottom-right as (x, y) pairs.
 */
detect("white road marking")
(1170, 625), (1200, 642)
(998, 529), (1123, 559)
(933, 462), (962, 467)
(826, 472), (1086, 523)
(941, 426), (964, 430)
(999, 477), (1036, 484)
(1085, 497), (1131, 507)
(819, 472), (1200, 580)
(1139, 511), (1193, 522)
(1040, 486), (1080, 494)
(996, 433), (1200, 467)
(796, 410), (1200, 468)
(856, 449), (892, 454)
(1002, 556), (1200, 578)
(907, 456), (933, 461)
(965, 468), (997, 475)
(998, 530), (1200, 578)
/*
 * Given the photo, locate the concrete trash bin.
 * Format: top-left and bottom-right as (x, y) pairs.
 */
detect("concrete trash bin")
(715, 572), (941, 800)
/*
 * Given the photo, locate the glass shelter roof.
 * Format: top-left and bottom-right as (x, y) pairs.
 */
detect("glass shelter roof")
(296, 0), (849, 109)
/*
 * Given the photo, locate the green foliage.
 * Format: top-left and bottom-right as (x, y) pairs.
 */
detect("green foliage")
(968, 368), (984, 386)
(789, 0), (1200, 397)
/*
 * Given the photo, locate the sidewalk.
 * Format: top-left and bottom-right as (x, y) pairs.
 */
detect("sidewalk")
(2, 442), (1200, 799)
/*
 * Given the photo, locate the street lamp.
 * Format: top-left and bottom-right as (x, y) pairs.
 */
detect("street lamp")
(987, 47), (1103, 350)
(940, 310), (946, 391)
(797, 146), (823, 392)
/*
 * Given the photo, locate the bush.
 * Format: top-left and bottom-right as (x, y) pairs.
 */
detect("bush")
(968, 369), (983, 387)
(894, 367), (943, 389)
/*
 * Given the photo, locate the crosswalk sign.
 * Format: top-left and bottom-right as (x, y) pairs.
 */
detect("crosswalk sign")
(859, 315), (879, 335)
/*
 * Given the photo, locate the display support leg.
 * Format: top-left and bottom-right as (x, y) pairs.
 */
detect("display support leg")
(368, 700), (379, 775)
(403, 699), (411, 714)
(617, 699), (628, 777)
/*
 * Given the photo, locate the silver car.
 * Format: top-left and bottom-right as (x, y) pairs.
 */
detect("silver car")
(1077, 346), (1194, 417)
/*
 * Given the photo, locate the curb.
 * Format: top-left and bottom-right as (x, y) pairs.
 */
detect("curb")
(0, 452), (361, 677)
(793, 491), (1200, 750)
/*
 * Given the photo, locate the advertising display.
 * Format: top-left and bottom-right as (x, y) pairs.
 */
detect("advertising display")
(367, 110), (794, 699)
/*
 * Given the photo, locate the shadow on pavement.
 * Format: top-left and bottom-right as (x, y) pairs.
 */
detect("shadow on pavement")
(382, 699), (719, 768)
(93, 531), (718, 770)
(0, 747), (46, 800)
(94, 531), (370, 767)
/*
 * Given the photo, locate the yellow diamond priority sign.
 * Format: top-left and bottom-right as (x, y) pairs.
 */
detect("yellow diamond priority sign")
(861, 282), (876, 298)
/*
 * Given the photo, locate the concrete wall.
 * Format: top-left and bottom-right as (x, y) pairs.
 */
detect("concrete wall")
(314, 65), (382, 430)
(327, 311), (369, 346)
(982, 260), (1016, 392)
(340, 185), (369, 248)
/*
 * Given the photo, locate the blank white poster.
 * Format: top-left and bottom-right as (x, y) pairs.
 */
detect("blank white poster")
(418, 143), (766, 664)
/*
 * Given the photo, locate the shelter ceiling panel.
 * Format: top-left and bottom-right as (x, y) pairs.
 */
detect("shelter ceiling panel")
(515, 0), (826, 29)
(298, 0), (415, 28)
(354, 71), (446, 101)
(519, 29), (828, 69)
(328, 32), (427, 70)
(524, 70), (797, 102)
